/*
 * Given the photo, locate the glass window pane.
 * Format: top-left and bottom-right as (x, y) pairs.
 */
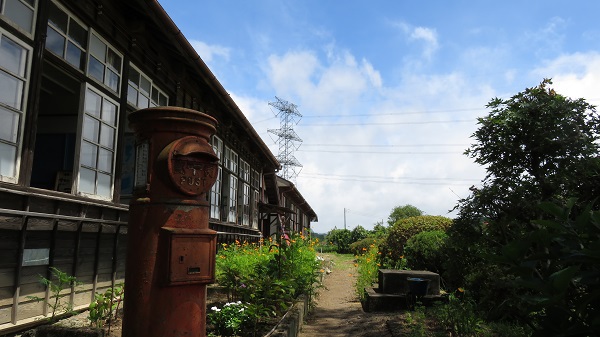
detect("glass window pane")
(0, 35), (27, 76)
(106, 48), (121, 72)
(99, 124), (114, 148)
(22, 0), (35, 7)
(0, 106), (19, 142)
(105, 69), (119, 92)
(128, 66), (139, 87)
(82, 115), (99, 142)
(79, 167), (96, 194)
(80, 140), (97, 168)
(102, 101), (117, 125)
(0, 70), (23, 109)
(140, 76), (150, 95)
(137, 93), (149, 109)
(68, 20), (87, 48)
(45, 27), (65, 57)
(97, 172), (111, 198)
(47, 1), (68, 33)
(89, 34), (106, 62)
(159, 93), (168, 106)
(5, 0), (34, 33)
(66, 42), (84, 69)
(84, 89), (101, 117)
(0, 142), (17, 177)
(97, 148), (112, 173)
(88, 56), (104, 84)
(151, 88), (158, 103)
(127, 84), (137, 106)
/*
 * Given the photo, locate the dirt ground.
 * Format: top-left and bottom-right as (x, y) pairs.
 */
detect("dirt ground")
(298, 254), (402, 337)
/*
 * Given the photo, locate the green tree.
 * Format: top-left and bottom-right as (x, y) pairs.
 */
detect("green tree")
(325, 228), (353, 253)
(445, 79), (600, 319)
(350, 225), (368, 243)
(387, 204), (423, 226)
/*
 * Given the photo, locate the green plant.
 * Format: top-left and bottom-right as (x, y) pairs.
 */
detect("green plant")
(432, 289), (484, 337)
(208, 301), (253, 337)
(387, 204), (424, 226)
(88, 283), (124, 330)
(382, 215), (452, 265)
(404, 230), (448, 274)
(349, 237), (378, 255)
(495, 199), (600, 336)
(27, 267), (80, 322)
(325, 228), (353, 253)
(355, 243), (381, 301)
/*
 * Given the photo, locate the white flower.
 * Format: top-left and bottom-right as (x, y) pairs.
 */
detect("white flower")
(211, 306), (221, 312)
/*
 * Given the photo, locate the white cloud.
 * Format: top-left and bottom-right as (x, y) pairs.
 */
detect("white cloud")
(189, 39), (231, 63)
(533, 51), (600, 102)
(391, 21), (439, 60)
(258, 46), (490, 232)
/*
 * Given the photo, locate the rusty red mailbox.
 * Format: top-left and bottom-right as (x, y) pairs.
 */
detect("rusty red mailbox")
(122, 107), (219, 337)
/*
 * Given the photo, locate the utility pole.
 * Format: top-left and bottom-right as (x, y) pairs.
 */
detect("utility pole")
(344, 208), (347, 230)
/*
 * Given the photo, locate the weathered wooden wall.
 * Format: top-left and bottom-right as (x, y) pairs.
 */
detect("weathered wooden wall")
(0, 187), (127, 331)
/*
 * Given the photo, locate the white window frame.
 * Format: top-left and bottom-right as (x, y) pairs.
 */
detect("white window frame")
(127, 63), (168, 110)
(45, 1), (87, 71)
(0, 0), (37, 36)
(240, 182), (250, 226)
(74, 83), (119, 201)
(227, 175), (238, 223)
(86, 28), (123, 95)
(224, 146), (237, 174)
(0, 29), (32, 183)
(210, 166), (222, 220)
(252, 189), (259, 229)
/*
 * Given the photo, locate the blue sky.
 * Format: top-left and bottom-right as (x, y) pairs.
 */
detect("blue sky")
(159, 1), (600, 233)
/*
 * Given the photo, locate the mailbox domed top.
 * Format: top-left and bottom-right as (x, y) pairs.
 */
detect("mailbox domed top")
(128, 107), (217, 140)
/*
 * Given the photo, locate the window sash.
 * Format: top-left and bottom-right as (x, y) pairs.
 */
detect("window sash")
(227, 175), (237, 223)
(127, 63), (168, 109)
(210, 166), (222, 220)
(77, 85), (119, 200)
(0, 29), (31, 183)
(46, 1), (87, 70)
(1, 0), (37, 35)
(87, 30), (122, 94)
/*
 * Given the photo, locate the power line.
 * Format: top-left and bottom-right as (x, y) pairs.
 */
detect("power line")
(301, 143), (468, 148)
(298, 119), (476, 127)
(302, 107), (484, 118)
(302, 172), (480, 182)
(299, 174), (478, 186)
(297, 149), (461, 154)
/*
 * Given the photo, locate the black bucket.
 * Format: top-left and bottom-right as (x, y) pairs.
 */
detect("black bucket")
(407, 277), (430, 296)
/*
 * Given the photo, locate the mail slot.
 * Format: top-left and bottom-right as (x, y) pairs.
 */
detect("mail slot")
(161, 227), (216, 285)
(162, 136), (219, 197)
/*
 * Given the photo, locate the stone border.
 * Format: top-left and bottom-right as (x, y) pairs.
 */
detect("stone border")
(264, 294), (310, 337)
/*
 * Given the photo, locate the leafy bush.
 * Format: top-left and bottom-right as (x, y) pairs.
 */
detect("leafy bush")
(325, 228), (353, 253)
(354, 241), (381, 301)
(495, 199), (600, 336)
(382, 215), (452, 266)
(214, 235), (323, 336)
(208, 301), (253, 337)
(404, 230), (448, 274)
(349, 237), (379, 255)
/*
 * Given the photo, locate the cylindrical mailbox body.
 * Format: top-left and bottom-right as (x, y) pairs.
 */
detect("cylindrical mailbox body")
(123, 107), (218, 337)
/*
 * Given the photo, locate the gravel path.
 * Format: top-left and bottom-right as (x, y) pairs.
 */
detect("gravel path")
(298, 254), (397, 337)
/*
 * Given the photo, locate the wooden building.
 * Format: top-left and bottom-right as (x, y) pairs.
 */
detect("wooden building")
(0, 0), (317, 332)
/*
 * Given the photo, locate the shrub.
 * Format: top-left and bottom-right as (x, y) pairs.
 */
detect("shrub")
(349, 237), (379, 255)
(325, 229), (353, 253)
(404, 230), (448, 274)
(382, 215), (452, 266)
(355, 243), (381, 302)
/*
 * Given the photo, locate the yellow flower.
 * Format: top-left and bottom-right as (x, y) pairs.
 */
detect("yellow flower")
(354, 263), (358, 267)
(458, 287), (464, 293)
